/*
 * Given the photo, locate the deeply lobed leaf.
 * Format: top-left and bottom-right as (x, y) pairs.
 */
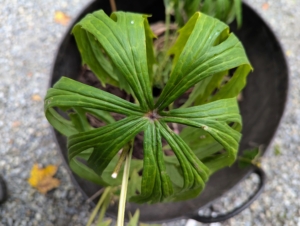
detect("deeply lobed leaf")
(155, 12), (251, 110)
(68, 116), (149, 176)
(130, 122), (173, 203)
(72, 10), (155, 111)
(161, 98), (241, 169)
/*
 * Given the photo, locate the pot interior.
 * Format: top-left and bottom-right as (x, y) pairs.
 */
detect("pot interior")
(51, 0), (288, 222)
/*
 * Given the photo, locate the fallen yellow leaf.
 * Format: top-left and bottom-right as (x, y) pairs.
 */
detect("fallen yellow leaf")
(54, 11), (71, 26)
(31, 94), (42, 101)
(28, 164), (60, 194)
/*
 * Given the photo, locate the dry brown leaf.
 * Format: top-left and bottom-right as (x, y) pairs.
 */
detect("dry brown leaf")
(262, 3), (269, 10)
(31, 94), (42, 102)
(54, 11), (71, 26)
(28, 164), (60, 194)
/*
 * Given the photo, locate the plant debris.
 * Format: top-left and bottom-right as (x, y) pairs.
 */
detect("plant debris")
(54, 11), (71, 26)
(31, 94), (42, 102)
(28, 164), (60, 194)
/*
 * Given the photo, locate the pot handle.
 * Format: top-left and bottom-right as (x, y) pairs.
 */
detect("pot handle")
(190, 166), (266, 223)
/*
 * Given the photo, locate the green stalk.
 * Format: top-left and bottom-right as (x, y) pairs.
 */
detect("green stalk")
(155, 1), (177, 88)
(117, 142), (133, 226)
(163, 4), (172, 51)
(86, 187), (112, 226)
(96, 190), (112, 224)
(111, 143), (131, 178)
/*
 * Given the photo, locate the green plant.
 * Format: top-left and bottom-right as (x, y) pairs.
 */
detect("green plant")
(165, 0), (242, 27)
(44, 1), (250, 225)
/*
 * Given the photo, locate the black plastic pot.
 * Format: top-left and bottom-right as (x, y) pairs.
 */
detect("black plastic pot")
(50, 0), (288, 223)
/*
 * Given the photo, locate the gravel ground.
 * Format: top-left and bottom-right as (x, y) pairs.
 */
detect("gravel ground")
(0, 0), (299, 225)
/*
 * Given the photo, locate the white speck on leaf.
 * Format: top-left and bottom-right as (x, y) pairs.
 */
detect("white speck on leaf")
(130, 20), (134, 24)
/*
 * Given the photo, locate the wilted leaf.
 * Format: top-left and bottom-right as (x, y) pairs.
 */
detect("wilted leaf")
(28, 164), (60, 194)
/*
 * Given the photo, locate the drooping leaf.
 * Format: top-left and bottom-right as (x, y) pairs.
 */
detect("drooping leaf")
(210, 64), (251, 101)
(44, 77), (144, 136)
(45, 108), (78, 136)
(69, 107), (92, 132)
(72, 28), (119, 86)
(157, 121), (210, 200)
(156, 12), (251, 110)
(84, 108), (115, 125)
(130, 122), (173, 204)
(73, 10), (155, 111)
(68, 116), (149, 176)
(161, 98), (241, 168)
(70, 148), (143, 187)
(69, 153), (109, 186)
(179, 127), (223, 159)
(181, 70), (227, 108)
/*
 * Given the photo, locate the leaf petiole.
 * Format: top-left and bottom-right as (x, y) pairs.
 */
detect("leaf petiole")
(117, 141), (133, 226)
(111, 149), (127, 178)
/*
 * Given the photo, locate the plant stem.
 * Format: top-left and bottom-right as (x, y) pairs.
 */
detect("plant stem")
(117, 142), (133, 226)
(86, 187), (112, 226)
(111, 143), (131, 178)
(109, 0), (117, 12)
(163, 3), (172, 51)
(96, 190), (112, 224)
(86, 188), (105, 203)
